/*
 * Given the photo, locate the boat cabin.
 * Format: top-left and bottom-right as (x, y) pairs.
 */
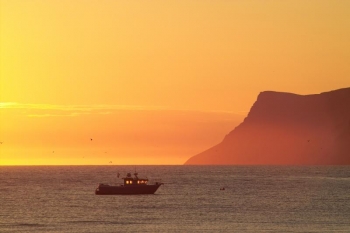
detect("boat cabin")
(123, 172), (148, 186)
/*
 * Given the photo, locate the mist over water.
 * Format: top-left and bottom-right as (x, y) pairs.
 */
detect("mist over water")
(0, 165), (349, 232)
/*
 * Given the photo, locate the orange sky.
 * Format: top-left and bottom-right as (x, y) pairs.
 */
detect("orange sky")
(1, 0), (350, 165)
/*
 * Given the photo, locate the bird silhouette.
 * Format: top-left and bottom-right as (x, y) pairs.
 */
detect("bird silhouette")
(109, 161), (112, 163)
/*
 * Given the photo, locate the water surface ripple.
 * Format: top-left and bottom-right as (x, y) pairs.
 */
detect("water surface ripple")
(0, 166), (349, 232)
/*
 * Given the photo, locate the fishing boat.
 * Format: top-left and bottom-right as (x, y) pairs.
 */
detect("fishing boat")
(95, 172), (162, 195)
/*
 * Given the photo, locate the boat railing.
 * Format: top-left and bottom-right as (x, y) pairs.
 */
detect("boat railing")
(149, 179), (162, 185)
(98, 183), (110, 187)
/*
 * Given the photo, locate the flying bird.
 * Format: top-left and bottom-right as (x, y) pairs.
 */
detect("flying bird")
(109, 161), (112, 164)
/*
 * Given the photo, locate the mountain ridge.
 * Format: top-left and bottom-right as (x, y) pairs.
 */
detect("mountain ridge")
(185, 87), (350, 165)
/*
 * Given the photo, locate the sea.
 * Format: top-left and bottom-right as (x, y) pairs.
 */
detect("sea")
(0, 165), (349, 233)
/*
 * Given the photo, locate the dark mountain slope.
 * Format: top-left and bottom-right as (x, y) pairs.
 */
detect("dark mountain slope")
(185, 88), (350, 165)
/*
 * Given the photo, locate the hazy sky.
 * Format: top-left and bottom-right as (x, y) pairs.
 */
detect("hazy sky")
(1, 0), (350, 165)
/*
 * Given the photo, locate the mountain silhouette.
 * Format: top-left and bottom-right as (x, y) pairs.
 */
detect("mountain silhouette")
(185, 87), (350, 165)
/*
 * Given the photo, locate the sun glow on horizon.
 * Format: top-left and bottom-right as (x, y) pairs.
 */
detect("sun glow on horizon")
(0, 103), (244, 165)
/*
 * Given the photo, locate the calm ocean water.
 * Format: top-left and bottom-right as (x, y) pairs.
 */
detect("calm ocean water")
(0, 165), (349, 232)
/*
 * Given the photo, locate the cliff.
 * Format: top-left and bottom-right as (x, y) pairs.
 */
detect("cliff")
(185, 87), (350, 165)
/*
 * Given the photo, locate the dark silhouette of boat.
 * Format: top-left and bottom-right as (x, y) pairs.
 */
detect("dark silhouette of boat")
(95, 172), (163, 195)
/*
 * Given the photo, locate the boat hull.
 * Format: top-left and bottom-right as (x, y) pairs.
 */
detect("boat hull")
(95, 184), (162, 195)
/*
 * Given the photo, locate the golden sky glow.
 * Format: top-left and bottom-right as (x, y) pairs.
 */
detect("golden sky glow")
(1, 0), (350, 165)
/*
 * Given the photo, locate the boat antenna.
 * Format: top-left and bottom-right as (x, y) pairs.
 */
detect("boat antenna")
(134, 166), (138, 178)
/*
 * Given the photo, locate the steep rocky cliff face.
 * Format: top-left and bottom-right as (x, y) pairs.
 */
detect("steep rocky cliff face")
(185, 88), (350, 165)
